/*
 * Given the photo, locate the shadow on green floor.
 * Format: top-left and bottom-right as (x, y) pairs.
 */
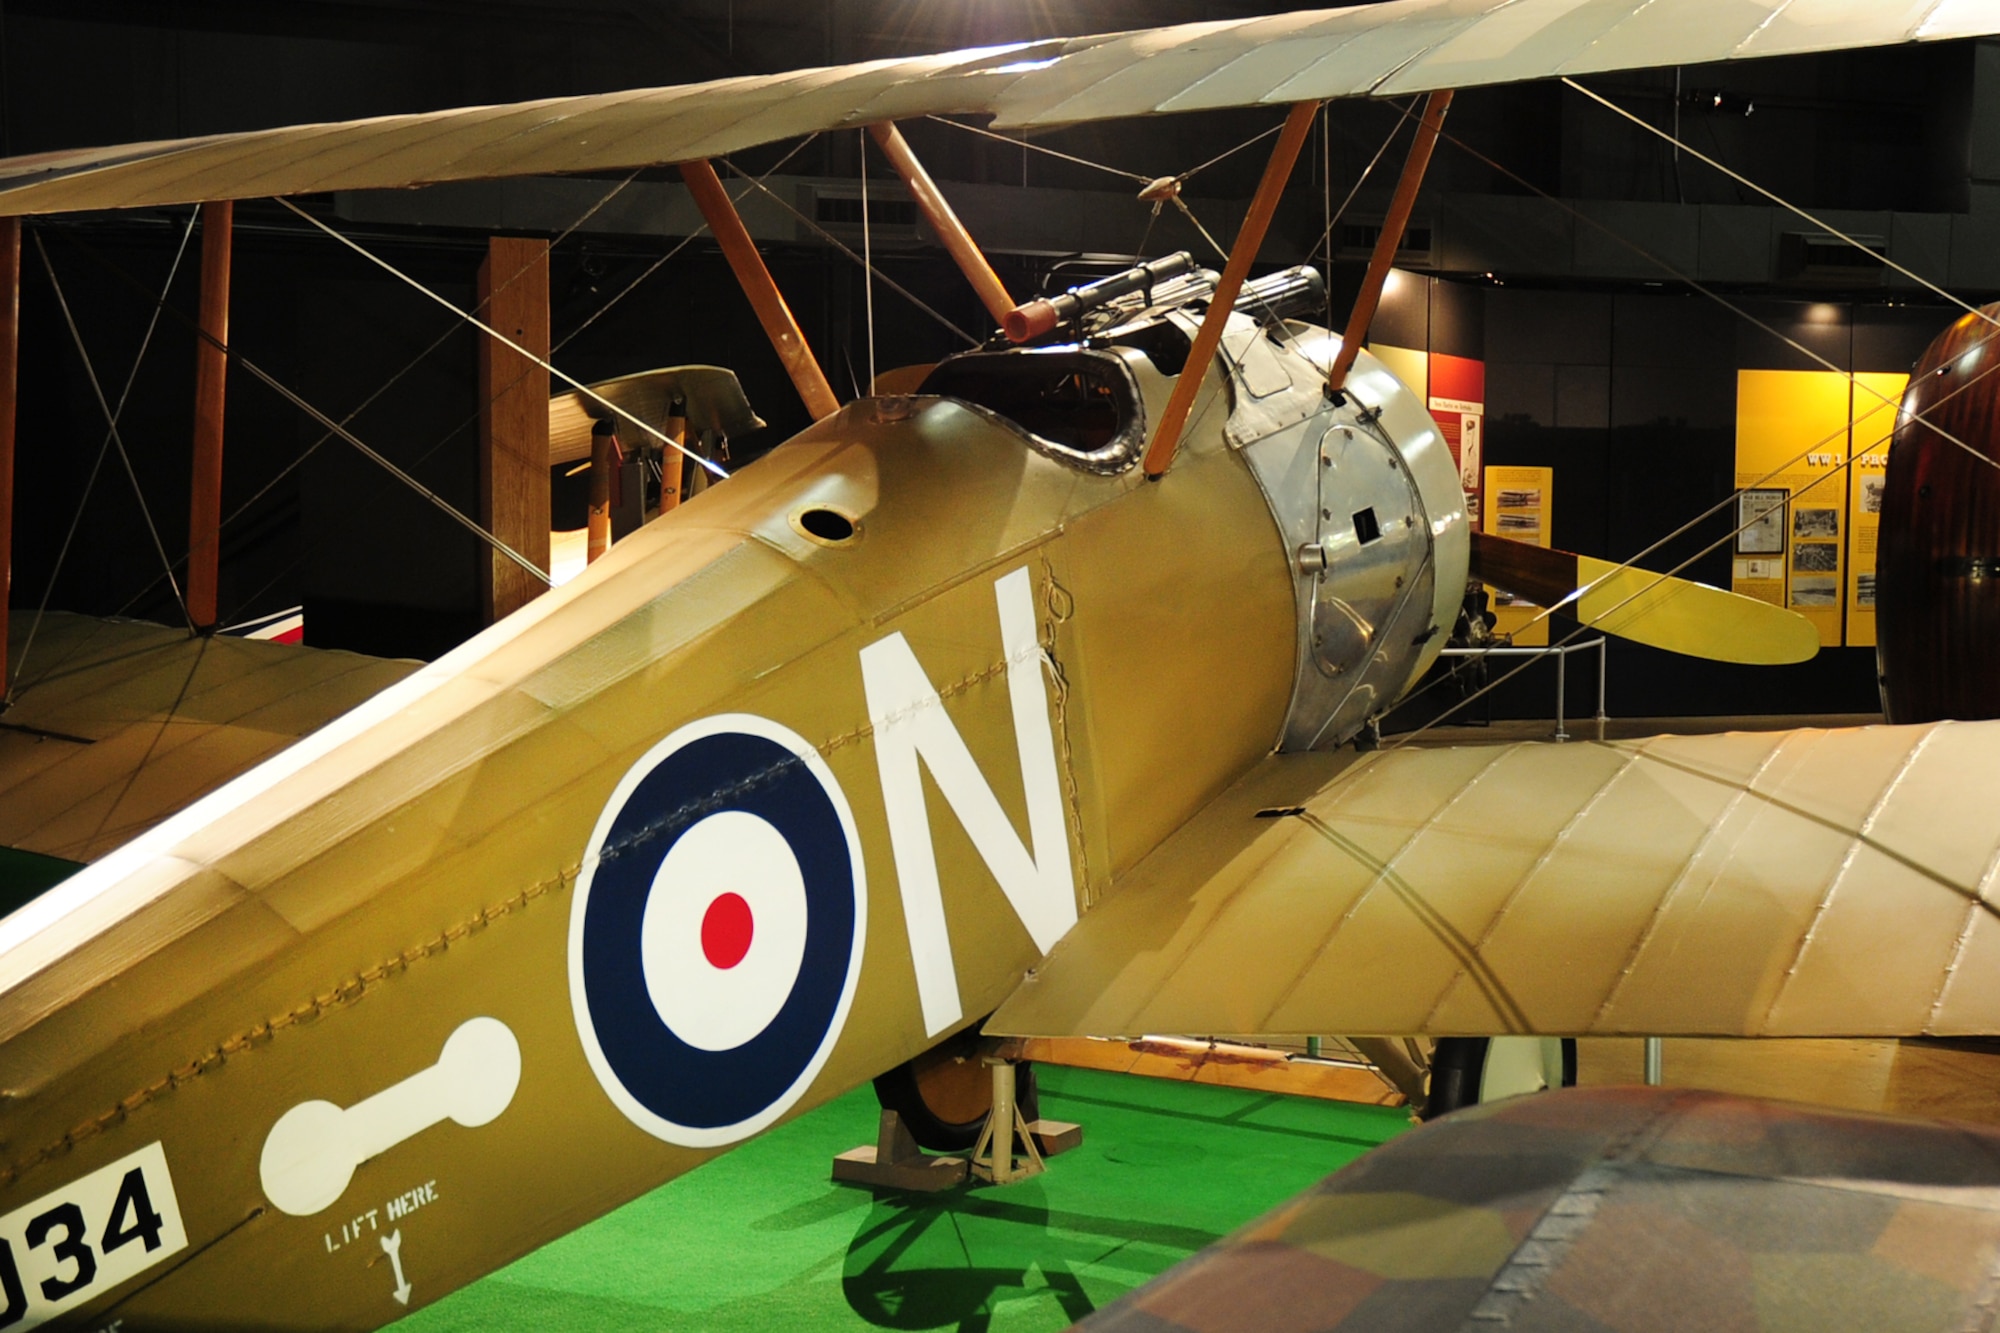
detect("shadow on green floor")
(398, 1065), (1407, 1332)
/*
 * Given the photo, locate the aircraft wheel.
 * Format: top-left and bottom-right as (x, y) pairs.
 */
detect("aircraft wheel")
(1422, 1037), (1576, 1121)
(873, 1029), (1040, 1153)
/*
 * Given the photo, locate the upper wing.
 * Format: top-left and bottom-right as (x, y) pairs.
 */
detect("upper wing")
(0, 0), (1990, 216)
(989, 719), (2000, 1040)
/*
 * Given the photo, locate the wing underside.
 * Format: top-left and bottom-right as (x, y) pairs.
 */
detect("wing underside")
(0, 0), (1989, 216)
(989, 720), (2000, 1041)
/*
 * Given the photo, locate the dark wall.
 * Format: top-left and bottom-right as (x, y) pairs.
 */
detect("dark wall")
(1394, 279), (1957, 727)
(5, 208), (1011, 660)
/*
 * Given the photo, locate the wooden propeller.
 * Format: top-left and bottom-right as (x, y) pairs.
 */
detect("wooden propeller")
(1469, 530), (1819, 665)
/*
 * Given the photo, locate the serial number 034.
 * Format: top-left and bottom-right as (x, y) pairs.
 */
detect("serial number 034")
(0, 1143), (188, 1330)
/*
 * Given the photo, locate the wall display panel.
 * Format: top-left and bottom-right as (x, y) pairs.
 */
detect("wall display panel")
(1732, 370), (1852, 647)
(1431, 352), (1486, 526)
(1484, 464), (1554, 648)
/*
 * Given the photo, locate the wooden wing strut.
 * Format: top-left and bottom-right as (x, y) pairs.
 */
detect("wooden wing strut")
(1143, 101), (1319, 479)
(680, 160), (840, 422)
(1327, 91), (1452, 395)
(869, 122), (1015, 329)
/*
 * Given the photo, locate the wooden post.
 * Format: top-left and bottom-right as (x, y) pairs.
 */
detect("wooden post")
(659, 408), (687, 516)
(586, 419), (615, 564)
(1142, 102), (1319, 479)
(187, 200), (231, 632)
(477, 236), (552, 623)
(868, 121), (1016, 328)
(679, 160), (840, 421)
(0, 218), (17, 693)
(1326, 91), (1454, 396)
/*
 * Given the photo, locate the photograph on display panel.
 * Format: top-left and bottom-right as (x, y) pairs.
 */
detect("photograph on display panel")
(1737, 489), (1787, 554)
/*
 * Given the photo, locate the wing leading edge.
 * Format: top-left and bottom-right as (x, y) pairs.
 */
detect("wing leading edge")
(0, 0), (1991, 217)
(989, 720), (2000, 1042)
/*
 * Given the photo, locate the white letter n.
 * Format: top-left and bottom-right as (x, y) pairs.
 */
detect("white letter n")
(860, 567), (1076, 1036)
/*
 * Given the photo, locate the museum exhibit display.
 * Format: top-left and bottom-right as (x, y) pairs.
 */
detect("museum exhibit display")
(3, 1), (2000, 1328)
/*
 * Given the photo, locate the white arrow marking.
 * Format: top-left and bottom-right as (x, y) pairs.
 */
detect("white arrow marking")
(382, 1228), (412, 1305)
(259, 1016), (521, 1216)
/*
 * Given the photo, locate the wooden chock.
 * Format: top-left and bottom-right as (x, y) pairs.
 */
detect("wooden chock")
(831, 1110), (969, 1193)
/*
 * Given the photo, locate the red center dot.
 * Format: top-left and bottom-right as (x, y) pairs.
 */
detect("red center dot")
(700, 892), (755, 970)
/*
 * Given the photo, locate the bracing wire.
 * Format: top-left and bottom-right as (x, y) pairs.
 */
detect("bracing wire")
(1344, 114), (2000, 751)
(557, 135), (818, 354)
(718, 157), (979, 347)
(1563, 77), (2000, 331)
(79, 147), (821, 628)
(275, 197), (729, 479)
(861, 129), (877, 394)
(924, 115), (1150, 184)
(8, 211), (198, 700)
(32, 232), (194, 629)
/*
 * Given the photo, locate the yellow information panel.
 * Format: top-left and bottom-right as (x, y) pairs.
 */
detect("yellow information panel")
(1845, 373), (1905, 649)
(1484, 464), (1553, 647)
(1732, 370), (1904, 649)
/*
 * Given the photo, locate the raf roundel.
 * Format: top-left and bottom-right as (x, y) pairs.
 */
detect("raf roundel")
(568, 713), (866, 1146)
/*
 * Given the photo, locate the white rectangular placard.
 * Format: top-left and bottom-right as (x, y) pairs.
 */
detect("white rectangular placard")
(0, 1141), (188, 1329)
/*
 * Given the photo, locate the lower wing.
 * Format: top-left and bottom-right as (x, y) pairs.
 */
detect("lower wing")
(990, 719), (2000, 1041)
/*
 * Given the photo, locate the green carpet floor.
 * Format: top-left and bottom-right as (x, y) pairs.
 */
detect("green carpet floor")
(397, 1065), (1407, 1333)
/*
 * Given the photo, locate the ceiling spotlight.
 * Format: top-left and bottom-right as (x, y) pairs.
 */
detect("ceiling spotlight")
(1687, 87), (1754, 117)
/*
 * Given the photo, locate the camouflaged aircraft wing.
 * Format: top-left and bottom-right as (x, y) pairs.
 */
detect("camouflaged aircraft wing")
(0, 0), (1991, 216)
(1075, 1084), (2000, 1333)
(988, 720), (2000, 1041)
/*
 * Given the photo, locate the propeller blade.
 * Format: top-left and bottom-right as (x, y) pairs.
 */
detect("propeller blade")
(1469, 530), (1819, 665)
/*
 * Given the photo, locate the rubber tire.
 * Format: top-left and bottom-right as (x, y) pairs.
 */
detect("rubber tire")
(1421, 1037), (1577, 1121)
(873, 1057), (1040, 1154)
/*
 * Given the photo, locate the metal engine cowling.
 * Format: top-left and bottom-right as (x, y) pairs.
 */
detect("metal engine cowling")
(1230, 333), (1469, 751)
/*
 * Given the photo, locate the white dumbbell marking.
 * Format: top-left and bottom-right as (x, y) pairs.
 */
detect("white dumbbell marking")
(260, 1016), (521, 1217)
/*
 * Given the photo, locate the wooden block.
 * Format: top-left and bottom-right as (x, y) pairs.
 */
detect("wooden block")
(831, 1146), (968, 1193)
(1027, 1119), (1083, 1156)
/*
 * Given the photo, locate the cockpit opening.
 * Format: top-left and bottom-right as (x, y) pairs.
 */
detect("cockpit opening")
(918, 347), (1146, 474)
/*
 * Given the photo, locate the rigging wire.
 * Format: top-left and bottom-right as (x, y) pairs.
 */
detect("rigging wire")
(860, 129), (876, 394)
(1563, 76), (2000, 330)
(274, 196), (728, 479)
(717, 157), (979, 347)
(1439, 127), (1994, 470)
(1343, 123), (2000, 749)
(1304, 99), (1417, 286)
(32, 231), (194, 630)
(924, 115), (1150, 184)
(37, 227), (552, 601)
(204, 165), (663, 535)
(557, 135), (818, 354)
(8, 211), (198, 700)
(82, 148), (818, 627)
(226, 345), (552, 584)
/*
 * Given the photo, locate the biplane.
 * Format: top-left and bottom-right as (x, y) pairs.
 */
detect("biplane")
(3, 1), (2000, 1329)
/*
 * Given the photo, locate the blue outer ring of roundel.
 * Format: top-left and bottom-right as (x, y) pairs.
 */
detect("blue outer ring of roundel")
(569, 715), (866, 1146)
